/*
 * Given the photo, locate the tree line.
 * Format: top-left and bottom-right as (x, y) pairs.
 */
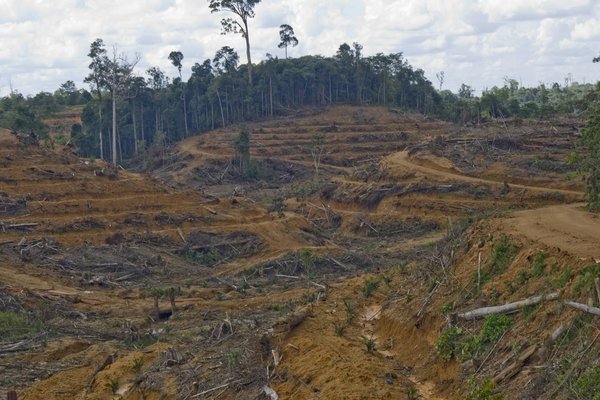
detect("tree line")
(0, 0), (596, 166)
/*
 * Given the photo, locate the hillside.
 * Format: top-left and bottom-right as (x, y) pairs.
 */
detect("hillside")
(1, 107), (600, 400)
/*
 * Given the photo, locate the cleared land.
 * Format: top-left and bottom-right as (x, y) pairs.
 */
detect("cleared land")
(1, 107), (599, 400)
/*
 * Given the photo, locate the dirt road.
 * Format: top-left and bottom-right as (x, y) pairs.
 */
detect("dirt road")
(386, 150), (585, 198)
(504, 203), (600, 260)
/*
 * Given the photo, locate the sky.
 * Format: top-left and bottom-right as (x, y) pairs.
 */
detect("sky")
(1, 0), (599, 96)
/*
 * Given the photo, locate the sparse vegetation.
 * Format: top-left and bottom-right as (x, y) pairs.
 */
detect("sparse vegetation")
(464, 314), (513, 358)
(132, 356), (144, 374)
(436, 327), (463, 362)
(0, 311), (43, 342)
(364, 336), (377, 353)
(466, 376), (503, 400)
(479, 236), (519, 287)
(363, 279), (379, 298)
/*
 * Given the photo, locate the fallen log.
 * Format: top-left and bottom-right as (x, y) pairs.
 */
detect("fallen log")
(493, 344), (538, 384)
(457, 292), (560, 320)
(563, 301), (600, 317)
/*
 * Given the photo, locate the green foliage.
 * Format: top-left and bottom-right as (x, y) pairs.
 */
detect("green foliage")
(407, 386), (419, 400)
(466, 376), (503, 400)
(0, 311), (43, 342)
(364, 337), (377, 353)
(344, 299), (357, 323)
(479, 236), (518, 287)
(178, 247), (222, 266)
(269, 303), (291, 315)
(333, 320), (346, 336)
(233, 130), (257, 178)
(362, 279), (379, 298)
(531, 252), (547, 277)
(436, 327), (463, 362)
(131, 356), (144, 374)
(225, 349), (241, 371)
(576, 83), (600, 211)
(575, 364), (600, 399)
(464, 315), (512, 358)
(554, 266), (572, 289)
(0, 92), (49, 136)
(299, 249), (315, 272)
(573, 265), (600, 296)
(108, 377), (119, 394)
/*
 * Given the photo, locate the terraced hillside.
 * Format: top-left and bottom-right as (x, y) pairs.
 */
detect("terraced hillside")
(2, 106), (600, 400)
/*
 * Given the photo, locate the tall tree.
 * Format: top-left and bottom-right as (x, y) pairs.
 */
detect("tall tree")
(278, 24), (298, 59)
(104, 47), (139, 165)
(168, 51), (189, 137)
(84, 38), (108, 160)
(208, 0), (261, 85)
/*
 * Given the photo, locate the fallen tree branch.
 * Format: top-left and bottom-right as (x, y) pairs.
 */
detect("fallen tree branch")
(563, 301), (600, 317)
(192, 383), (230, 398)
(457, 292), (560, 320)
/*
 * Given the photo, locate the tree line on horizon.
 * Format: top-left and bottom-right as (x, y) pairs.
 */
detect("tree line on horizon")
(0, 0), (597, 166)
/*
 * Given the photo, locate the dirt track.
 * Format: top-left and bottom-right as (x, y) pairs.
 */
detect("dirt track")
(504, 203), (600, 260)
(386, 150), (585, 198)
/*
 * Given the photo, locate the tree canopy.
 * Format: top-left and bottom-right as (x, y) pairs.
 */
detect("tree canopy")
(208, 0), (261, 85)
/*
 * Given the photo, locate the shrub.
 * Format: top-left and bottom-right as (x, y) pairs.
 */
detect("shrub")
(467, 376), (503, 400)
(363, 279), (379, 298)
(575, 364), (600, 399)
(531, 252), (547, 277)
(0, 311), (43, 342)
(464, 314), (512, 358)
(436, 327), (463, 361)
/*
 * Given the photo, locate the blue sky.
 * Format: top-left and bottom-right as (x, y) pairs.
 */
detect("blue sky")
(1, 0), (599, 96)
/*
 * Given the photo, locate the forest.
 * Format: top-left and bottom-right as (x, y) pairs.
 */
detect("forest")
(1, 42), (595, 165)
(0, 0), (597, 165)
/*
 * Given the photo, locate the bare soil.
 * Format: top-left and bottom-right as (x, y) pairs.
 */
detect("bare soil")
(1, 107), (598, 400)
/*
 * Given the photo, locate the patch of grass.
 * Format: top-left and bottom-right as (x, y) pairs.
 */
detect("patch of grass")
(333, 320), (346, 337)
(441, 302), (454, 315)
(364, 337), (377, 353)
(108, 377), (119, 394)
(575, 363), (600, 399)
(466, 376), (503, 400)
(407, 386), (419, 400)
(554, 266), (572, 289)
(464, 314), (512, 358)
(0, 311), (43, 342)
(363, 279), (379, 298)
(573, 265), (600, 296)
(531, 252), (547, 277)
(479, 236), (519, 287)
(504, 280), (516, 294)
(269, 303), (291, 315)
(123, 333), (157, 349)
(436, 327), (463, 362)
(178, 247), (222, 266)
(131, 356), (144, 374)
(225, 349), (241, 371)
(344, 299), (357, 323)
(516, 270), (530, 285)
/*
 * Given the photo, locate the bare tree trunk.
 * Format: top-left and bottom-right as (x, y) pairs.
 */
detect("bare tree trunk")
(140, 103), (145, 148)
(269, 76), (273, 118)
(180, 75), (189, 137)
(111, 89), (117, 165)
(243, 19), (253, 85)
(216, 91), (225, 128)
(98, 102), (104, 160)
(457, 292), (560, 320)
(169, 287), (177, 314)
(132, 101), (138, 155)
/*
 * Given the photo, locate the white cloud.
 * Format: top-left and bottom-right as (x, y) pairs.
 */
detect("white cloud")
(0, 0), (598, 96)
